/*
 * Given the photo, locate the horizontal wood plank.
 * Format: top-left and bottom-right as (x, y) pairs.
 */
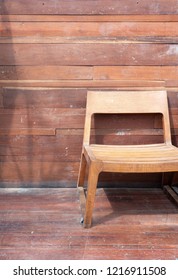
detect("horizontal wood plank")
(1, 88), (177, 109)
(0, 188), (177, 259)
(0, 44), (178, 66)
(0, 133), (164, 158)
(0, 161), (79, 182)
(0, 80), (166, 88)
(0, 247), (177, 260)
(1, 15), (178, 22)
(2, 88), (87, 108)
(1, 37), (178, 44)
(0, 108), (85, 129)
(0, 66), (92, 80)
(94, 66), (178, 81)
(0, 134), (82, 159)
(1, 22), (178, 37)
(0, 0), (177, 15)
(0, 128), (56, 136)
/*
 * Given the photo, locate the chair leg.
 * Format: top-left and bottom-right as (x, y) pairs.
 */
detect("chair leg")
(161, 172), (174, 188)
(77, 153), (87, 188)
(77, 153), (87, 221)
(83, 163), (99, 228)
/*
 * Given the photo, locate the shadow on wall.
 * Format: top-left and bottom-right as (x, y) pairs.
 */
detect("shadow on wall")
(0, 1), (56, 188)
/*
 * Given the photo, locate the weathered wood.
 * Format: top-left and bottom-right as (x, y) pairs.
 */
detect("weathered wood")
(2, 88), (87, 108)
(0, 0), (178, 15)
(0, 109), (163, 130)
(166, 80), (178, 87)
(0, 0), (178, 188)
(0, 108), (85, 129)
(2, 88), (177, 110)
(0, 128), (55, 135)
(0, 44), (178, 66)
(0, 134), (82, 158)
(1, 36), (178, 44)
(0, 88), (3, 107)
(0, 80), (166, 88)
(0, 188), (177, 259)
(94, 66), (178, 81)
(1, 22), (178, 37)
(0, 66), (92, 80)
(0, 162), (79, 182)
(1, 15), (178, 22)
(0, 132), (164, 157)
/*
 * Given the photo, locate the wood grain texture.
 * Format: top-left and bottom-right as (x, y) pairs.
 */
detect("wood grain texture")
(0, 0), (178, 15)
(1, 22), (178, 37)
(1, 88), (87, 108)
(0, 0), (178, 187)
(0, 188), (177, 259)
(0, 66), (178, 82)
(0, 66), (92, 80)
(1, 37), (178, 44)
(0, 162), (79, 182)
(1, 43), (178, 66)
(1, 15), (178, 22)
(0, 108), (85, 129)
(94, 66), (178, 81)
(0, 80), (166, 88)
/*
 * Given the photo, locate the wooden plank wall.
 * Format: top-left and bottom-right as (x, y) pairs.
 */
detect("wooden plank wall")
(0, 0), (178, 187)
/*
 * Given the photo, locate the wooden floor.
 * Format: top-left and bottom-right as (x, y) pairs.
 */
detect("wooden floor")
(0, 187), (178, 260)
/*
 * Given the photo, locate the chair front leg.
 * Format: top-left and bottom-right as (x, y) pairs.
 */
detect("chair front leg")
(83, 163), (100, 228)
(77, 153), (87, 189)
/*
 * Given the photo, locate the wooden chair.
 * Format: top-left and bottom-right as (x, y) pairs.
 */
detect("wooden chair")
(77, 90), (178, 228)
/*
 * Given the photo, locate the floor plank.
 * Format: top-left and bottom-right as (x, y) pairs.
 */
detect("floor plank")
(0, 187), (177, 260)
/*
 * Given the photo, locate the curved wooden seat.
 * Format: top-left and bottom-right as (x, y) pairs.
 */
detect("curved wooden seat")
(77, 90), (178, 228)
(84, 143), (178, 172)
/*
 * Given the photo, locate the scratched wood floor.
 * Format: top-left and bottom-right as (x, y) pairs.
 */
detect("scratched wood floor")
(0, 187), (178, 260)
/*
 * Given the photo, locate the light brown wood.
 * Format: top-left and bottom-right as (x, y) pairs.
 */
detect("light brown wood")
(1, 15), (178, 22)
(0, 80), (166, 88)
(94, 66), (178, 81)
(1, 22), (178, 37)
(77, 90), (178, 227)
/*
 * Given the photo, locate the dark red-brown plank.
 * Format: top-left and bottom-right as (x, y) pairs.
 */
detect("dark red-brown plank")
(0, 66), (92, 80)
(0, 133), (163, 158)
(1, 44), (178, 66)
(0, 0), (178, 15)
(0, 161), (79, 183)
(94, 66), (178, 81)
(0, 188), (177, 260)
(1, 22), (178, 37)
(0, 108), (85, 129)
(2, 88), (87, 108)
(0, 109), (161, 130)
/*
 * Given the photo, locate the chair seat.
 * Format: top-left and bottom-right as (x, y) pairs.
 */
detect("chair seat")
(84, 143), (178, 172)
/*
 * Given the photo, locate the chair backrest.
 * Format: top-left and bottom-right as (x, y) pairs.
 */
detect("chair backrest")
(83, 90), (171, 145)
